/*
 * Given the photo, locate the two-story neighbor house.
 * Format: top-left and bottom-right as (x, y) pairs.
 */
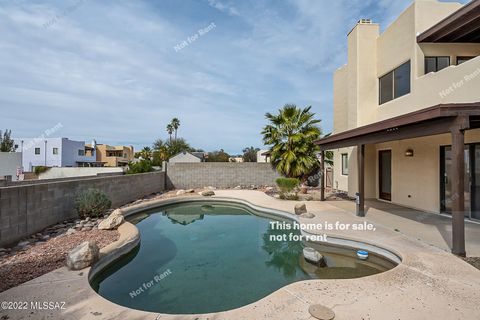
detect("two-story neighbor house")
(92, 143), (134, 167)
(14, 137), (100, 171)
(316, 0), (480, 256)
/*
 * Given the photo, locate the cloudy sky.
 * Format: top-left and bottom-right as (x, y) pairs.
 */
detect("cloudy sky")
(0, 0), (468, 154)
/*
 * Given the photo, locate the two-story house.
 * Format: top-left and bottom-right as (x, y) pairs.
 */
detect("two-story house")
(14, 137), (101, 171)
(92, 143), (134, 167)
(316, 0), (480, 256)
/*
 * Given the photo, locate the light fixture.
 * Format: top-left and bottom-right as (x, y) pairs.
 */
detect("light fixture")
(405, 149), (414, 157)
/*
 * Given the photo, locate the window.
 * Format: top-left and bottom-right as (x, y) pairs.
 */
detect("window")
(425, 56), (450, 74)
(53, 148), (58, 155)
(78, 150), (85, 156)
(35, 147), (40, 155)
(341, 153), (348, 175)
(457, 56), (475, 65)
(14, 144), (18, 149)
(379, 61), (410, 105)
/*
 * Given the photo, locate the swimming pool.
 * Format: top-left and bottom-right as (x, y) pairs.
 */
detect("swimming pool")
(90, 201), (397, 314)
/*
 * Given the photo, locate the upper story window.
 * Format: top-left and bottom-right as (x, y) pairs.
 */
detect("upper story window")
(53, 148), (58, 155)
(425, 56), (450, 74)
(341, 153), (348, 175)
(457, 56), (476, 65)
(35, 147), (41, 155)
(379, 60), (411, 105)
(78, 149), (85, 156)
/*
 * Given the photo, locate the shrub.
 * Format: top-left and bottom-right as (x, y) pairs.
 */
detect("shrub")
(276, 178), (299, 200)
(34, 166), (49, 175)
(126, 160), (153, 174)
(75, 189), (112, 219)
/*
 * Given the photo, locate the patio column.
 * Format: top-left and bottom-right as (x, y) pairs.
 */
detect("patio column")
(320, 150), (325, 201)
(451, 121), (466, 257)
(356, 144), (365, 217)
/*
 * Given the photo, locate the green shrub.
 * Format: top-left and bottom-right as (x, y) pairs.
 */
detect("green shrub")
(34, 166), (49, 175)
(74, 189), (112, 219)
(276, 178), (300, 193)
(126, 160), (153, 174)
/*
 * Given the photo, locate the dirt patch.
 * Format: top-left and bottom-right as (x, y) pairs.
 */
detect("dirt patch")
(0, 229), (119, 293)
(463, 257), (480, 270)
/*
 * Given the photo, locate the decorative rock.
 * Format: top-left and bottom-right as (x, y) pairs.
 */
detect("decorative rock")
(206, 186), (216, 190)
(299, 194), (314, 201)
(234, 185), (241, 190)
(308, 304), (335, 320)
(294, 203), (307, 215)
(66, 241), (99, 270)
(66, 228), (76, 236)
(98, 214), (124, 230)
(17, 241), (30, 247)
(185, 189), (195, 193)
(300, 212), (315, 219)
(199, 190), (215, 197)
(176, 189), (186, 195)
(303, 247), (325, 266)
(110, 208), (124, 217)
(265, 186), (275, 192)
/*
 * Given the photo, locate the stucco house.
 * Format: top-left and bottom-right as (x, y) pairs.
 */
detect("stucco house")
(169, 151), (206, 163)
(14, 137), (100, 171)
(91, 143), (134, 167)
(316, 0), (480, 256)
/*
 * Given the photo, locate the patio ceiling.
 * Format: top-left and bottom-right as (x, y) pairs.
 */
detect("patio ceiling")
(417, 0), (480, 43)
(315, 103), (480, 150)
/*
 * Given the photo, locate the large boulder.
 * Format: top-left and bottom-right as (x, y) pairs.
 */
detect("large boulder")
(176, 189), (186, 196)
(294, 203), (307, 215)
(98, 214), (124, 230)
(66, 241), (99, 270)
(110, 208), (124, 217)
(199, 190), (215, 197)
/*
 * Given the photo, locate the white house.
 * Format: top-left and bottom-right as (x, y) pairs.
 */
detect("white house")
(0, 152), (22, 181)
(169, 151), (205, 163)
(14, 137), (99, 171)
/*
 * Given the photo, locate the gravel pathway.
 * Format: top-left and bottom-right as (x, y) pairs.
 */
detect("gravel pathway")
(0, 229), (118, 293)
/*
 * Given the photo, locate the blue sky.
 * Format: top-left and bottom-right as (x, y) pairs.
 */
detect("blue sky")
(0, 0), (468, 154)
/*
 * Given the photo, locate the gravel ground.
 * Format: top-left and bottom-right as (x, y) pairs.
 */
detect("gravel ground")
(463, 257), (480, 270)
(0, 229), (119, 293)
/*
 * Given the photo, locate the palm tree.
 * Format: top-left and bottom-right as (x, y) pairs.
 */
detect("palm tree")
(261, 104), (321, 179)
(242, 146), (259, 162)
(140, 147), (152, 160)
(171, 118), (180, 140)
(152, 139), (169, 162)
(166, 124), (174, 142)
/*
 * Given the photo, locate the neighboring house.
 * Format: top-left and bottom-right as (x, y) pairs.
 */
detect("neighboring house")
(0, 152), (22, 180)
(229, 156), (244, 162)
(315, 0), (480, 255)
(93, 144), (134, 167)
(257, 149), (271, 163)
(14, 138), (100, 171)
(169, 151), (206, 163)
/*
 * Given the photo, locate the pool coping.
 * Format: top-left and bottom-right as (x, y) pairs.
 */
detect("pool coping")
(2, 191), (480, 319)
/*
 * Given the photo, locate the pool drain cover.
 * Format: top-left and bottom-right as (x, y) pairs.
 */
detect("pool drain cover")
(308, 304), (335, 320)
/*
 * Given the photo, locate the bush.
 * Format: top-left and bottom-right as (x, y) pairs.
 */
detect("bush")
(126, 160), (153, 174)
(74, 189), (112, 219)
(276, 178), (299, 200)
(34, 166), (49, 175)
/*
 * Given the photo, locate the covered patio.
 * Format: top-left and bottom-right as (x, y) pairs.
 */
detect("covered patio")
(316, 103), (480, 256)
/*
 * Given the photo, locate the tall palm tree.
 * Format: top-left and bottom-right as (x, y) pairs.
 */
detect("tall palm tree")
(261, 104), (321, 179)
(166, 124), (174, 142)
(171, 118), (180, 140)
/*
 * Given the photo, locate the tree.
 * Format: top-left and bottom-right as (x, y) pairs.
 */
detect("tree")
(171, 118), (180, 140)
(166, 138), (192, 158)
(206, 149), (230, 162)
(242, 146), (259, 162)
(152, 139), (169, 162)
(0, 129), (15, 152)
(166, 124), (174, 142)
(261, 104), (321, 179)
(139, 147), (152, 160)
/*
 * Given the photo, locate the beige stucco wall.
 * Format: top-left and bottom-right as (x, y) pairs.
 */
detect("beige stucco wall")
(331, 0), (480, 213)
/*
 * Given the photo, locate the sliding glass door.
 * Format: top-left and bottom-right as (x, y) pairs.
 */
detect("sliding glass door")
(441, 144), (480, 220)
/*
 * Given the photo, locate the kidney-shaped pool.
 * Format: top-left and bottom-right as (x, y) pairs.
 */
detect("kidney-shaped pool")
(90, 201), (398, 314)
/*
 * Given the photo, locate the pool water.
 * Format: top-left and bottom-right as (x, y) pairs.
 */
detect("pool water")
(90, 201), (396, 314)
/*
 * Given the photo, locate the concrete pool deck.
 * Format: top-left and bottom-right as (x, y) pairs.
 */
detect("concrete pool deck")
(0, 190), (479, 319)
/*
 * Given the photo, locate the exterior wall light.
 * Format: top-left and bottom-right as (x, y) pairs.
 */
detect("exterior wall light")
(405, 149), (414, 157)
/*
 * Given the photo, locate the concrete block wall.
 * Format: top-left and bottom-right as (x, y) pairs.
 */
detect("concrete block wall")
(0, 171), (165, 247)
(166, 162), (280, 189)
